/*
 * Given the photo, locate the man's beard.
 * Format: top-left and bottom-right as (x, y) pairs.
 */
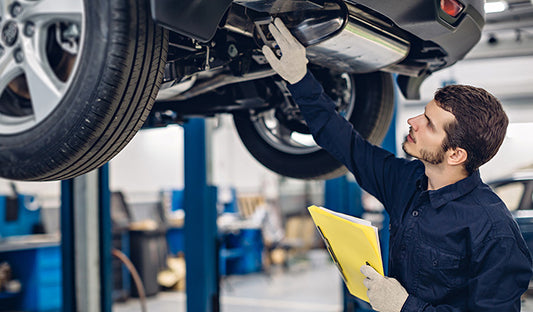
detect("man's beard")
(402, 138), (445, 165)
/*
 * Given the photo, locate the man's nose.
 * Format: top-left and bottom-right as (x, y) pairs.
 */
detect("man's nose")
(407, 116), (418, 131)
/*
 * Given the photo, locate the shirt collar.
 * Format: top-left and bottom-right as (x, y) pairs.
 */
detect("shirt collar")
(416, 170), (482, 209)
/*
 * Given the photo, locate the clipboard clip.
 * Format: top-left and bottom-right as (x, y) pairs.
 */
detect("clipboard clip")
(317, 226), (348, 283)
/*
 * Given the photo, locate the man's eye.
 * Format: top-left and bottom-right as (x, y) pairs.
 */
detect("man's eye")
(426, 118), (434, 130)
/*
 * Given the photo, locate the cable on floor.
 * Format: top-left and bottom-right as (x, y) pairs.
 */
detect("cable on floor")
(112, 248), (147, 312)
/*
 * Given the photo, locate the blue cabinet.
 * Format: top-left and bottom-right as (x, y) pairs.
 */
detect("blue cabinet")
(0, 241), (62, 312)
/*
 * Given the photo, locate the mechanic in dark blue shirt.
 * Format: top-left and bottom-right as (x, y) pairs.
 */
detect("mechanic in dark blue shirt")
(262, 18), (533, 312)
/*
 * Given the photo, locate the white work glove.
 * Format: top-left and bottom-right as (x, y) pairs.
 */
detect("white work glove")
(361, 265), (409, 312)
(262, 18), (309, 85)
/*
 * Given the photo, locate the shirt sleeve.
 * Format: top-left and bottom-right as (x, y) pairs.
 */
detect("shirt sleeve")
(401, 236), (531, 312)
(287, 70), (421, 216)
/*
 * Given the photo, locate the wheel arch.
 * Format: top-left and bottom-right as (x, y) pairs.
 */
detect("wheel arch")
(232, 70), (395, 180)
(149, 0), (232, 42)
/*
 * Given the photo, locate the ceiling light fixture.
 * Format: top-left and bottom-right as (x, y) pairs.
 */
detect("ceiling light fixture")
(485, 0), (509, 13)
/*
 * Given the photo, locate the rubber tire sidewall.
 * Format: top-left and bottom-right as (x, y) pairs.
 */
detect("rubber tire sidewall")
(0, 0), (166, 181)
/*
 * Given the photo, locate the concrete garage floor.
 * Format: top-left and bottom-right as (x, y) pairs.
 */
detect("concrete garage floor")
(113, 250), (533, 312)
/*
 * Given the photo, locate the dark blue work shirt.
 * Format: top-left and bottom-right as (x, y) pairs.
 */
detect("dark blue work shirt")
(288, 71), (533, 311)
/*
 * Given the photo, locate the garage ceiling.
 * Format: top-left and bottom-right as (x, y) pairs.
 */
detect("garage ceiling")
(484, 0), (533, 31)
(465, 0), (533, 59)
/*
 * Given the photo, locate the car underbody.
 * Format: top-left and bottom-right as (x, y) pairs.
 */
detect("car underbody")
(0, 0), (484, 181)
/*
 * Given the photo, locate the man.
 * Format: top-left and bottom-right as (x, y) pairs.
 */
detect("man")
(262, 18), (532, 311)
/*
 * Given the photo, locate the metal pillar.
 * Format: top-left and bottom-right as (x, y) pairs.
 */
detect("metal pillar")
(183, 118), (219, 312)
(61, 164), (112, 312)
(325, 87), (398, 312)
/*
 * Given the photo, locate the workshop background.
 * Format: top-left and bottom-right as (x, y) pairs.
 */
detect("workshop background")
(1, 1), (533, 312)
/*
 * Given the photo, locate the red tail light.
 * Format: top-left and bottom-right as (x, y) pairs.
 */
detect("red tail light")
(440, 0), (464, 17)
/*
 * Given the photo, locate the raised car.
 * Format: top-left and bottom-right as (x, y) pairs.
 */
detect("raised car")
(0, 0), (484, 181)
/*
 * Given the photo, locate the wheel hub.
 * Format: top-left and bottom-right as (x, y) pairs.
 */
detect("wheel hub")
(250, 71), (356, 155)
(0, 0), (86, 134)
(2, 21), (18, 47)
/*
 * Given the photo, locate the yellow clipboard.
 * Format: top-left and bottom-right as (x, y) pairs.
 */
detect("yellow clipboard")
(308, 205), (384, 303)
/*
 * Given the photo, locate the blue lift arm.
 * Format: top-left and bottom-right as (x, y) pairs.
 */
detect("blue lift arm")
(183, 118), (219, 312)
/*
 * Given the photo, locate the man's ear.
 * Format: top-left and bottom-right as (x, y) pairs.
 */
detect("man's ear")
(447, 147), (467, 166)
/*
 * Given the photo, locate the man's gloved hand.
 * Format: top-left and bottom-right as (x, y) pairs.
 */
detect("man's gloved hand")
(262, 18), (308, 85)
(361, 265), (409, 312)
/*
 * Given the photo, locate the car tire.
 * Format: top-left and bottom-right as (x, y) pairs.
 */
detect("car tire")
(233, 70), (394, 180)
(0, 0), (168, 181)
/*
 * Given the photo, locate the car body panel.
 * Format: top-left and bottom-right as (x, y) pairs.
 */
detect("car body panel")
(150, 0), (232, 42)
(350, 0), (484, 99)
(349, 0), (485, 37)
(490, 175), (533, 260)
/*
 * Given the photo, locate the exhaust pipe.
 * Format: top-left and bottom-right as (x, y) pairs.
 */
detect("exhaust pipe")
(306, 12), (410, 73)
(227, 1), (410, 74)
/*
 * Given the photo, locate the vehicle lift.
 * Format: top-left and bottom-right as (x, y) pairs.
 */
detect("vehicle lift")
(60, 118), (219, 312)
(60, 97), (396, 311)
(61, 164), (113, 312)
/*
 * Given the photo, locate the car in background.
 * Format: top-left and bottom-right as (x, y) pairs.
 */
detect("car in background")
(0, 0), (485, 181)
(489, 172), (533, 260)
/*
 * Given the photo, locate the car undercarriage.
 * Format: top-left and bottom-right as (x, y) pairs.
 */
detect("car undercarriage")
(0, 0), (484, 181)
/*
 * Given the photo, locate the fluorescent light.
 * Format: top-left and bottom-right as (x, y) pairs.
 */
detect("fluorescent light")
(485, 0), (508, 13)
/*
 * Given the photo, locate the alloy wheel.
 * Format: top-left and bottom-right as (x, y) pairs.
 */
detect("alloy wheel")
(0, 0), (84, 134)
(251, 72), (355, 155)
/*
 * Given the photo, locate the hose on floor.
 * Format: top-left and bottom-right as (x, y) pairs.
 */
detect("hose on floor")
(112, 248), (147, 312)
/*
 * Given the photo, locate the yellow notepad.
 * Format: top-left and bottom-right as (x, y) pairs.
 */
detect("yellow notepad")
(308, 205), (384, 303)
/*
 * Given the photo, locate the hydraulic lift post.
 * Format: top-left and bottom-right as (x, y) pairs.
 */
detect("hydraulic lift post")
(61, 164), (112, 312)
(183, 118), (219, 312)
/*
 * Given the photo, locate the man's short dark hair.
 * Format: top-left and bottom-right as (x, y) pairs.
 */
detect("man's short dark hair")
(434, 85), (508, 175)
